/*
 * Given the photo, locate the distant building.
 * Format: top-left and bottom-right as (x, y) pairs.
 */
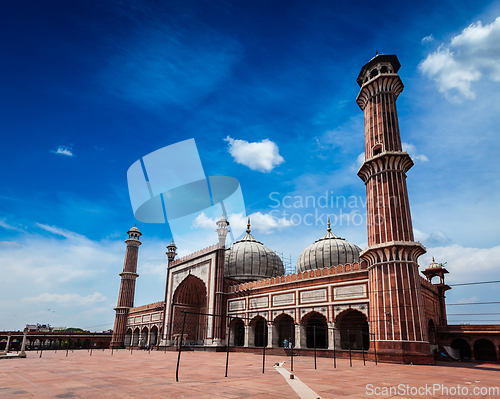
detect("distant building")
(25, 324), (66, 333)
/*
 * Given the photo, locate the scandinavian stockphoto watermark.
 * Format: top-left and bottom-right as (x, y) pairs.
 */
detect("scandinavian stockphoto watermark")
(268, 191), (368, 227)
(366, 383), (499, 397)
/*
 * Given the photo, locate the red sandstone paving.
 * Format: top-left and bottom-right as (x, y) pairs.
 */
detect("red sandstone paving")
(0, 350), (498, 398)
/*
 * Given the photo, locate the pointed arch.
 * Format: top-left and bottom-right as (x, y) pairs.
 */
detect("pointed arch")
(301, 311), (328, 349)
(336, 308), (369, 350)
(172, 274), (207, 344)
(229, 318), (245, 347)
(274, 313), (295, 347)
(250, 316), (268, 347)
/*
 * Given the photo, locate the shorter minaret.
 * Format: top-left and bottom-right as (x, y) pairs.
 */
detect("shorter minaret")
(161, 240), (177, 345)
(213, 215), (230, 344)
(110, 226), (142, 349)
(216, 215), (229, 248)
(166, 240), (177, 263)
(422, 257), (451, 326)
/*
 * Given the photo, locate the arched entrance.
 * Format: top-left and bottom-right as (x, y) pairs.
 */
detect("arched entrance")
(474, 339), (497, 362)
(450, 338), (471, 360)
(274, 313), (295, 347)
(303, 312), (328, 349)
(229, 318), (245, 346)
(336, 309), (369, 350)
(250, 316), (268, 347)
(149, 326), (158, 347)
(141, 326), (149, 348)
(124, 329), (132, 346)
(172, 275), (207, 344)
(132, 328), (140, 346)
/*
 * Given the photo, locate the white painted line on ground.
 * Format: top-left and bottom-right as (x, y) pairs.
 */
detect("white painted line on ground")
(273, 363), (322, 399)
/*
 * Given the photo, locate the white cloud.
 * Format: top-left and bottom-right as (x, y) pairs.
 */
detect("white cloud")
(0, 218), (24, 232)
(192, 212), (216, 230)
(225, 136), (284, 172)
(353, 152), (365, 169)
(419, 17), (500, 101)
(419, 244), (500, 283)
(422, 34), (434, 44)
(191, 210), (291, 235)
(22, 292), (108, 306)
(402, 142), (429, 162)
(414, 228), (449, 246)
(230, 211), (292, 235)
(35, 223), (86, 240)
(52, 146), (74, 156)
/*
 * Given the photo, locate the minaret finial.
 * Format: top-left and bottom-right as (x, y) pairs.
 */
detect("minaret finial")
(432, 256), (435, 262)
(246, 217), (251, 234)
(327, 217), (331, 232)
(376, 50), (378, 55)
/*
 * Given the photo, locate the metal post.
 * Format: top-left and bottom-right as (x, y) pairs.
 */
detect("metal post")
(373, 333), (377, 365)
(225, 317), (231, 378)
(361, 331), (365, 366)
(90, 334), (94, 356)
(313, 325), (317, 370)
(40, 336), (44, 358)
(262, 328), (266, 374)
(291, 339), (294, 372)
(348, 329), (352, 367)
(333, 328), (336, 369)
(175, 312), (187, 382)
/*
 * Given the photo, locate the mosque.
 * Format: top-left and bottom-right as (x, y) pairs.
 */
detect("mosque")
(110, 54), (500, 364)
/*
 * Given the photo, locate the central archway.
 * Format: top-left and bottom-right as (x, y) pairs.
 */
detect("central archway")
(274, 313), (295, 347)
(336, 309), (369, 350)
(229, 318), (245, 347)
(302, 311), (328, 349)
(250, 316), (268, 347)
(172, 275), (207, 344)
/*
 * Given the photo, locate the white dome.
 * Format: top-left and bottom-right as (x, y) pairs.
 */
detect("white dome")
(224, 223), (284, 282)
(297, 224), (361, 273)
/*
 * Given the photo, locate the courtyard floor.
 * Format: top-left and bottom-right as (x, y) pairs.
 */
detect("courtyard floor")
(0, 348), (498, 398)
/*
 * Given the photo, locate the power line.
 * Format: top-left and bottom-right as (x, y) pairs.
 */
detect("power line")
(447, 313), (500, 315)
(447, 301), (500, 306)
(449, 280), (500, 287)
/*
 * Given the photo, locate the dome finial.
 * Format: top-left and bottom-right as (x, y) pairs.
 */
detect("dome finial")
(432, 256), (435, 262)
(327, 217), (331, 232)
(246, 217), (251, 234)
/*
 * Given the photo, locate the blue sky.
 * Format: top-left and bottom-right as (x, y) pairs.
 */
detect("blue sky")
(1, 0), (500, 331)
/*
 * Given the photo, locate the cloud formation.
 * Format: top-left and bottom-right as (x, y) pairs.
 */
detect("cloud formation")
(402, 142), (429, 162)
(22, 292), (108, 306)
(225, 137), (284, 172)
(52, 146), (74, 156)
(421, 34), (434, 44)
(419, 17), (500, 102)
(192, 211), (291, 235)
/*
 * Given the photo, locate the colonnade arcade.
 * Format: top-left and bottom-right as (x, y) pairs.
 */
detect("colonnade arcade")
(124, 325), (160, 348)
(228, 309), (369, 350)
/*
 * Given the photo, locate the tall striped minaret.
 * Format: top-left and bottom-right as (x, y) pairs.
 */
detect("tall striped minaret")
(110, 226), (142, 349)
(356, 54), (432, 363)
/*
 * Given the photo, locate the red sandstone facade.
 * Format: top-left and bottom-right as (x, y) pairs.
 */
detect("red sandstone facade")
(110, 55), (499, 364)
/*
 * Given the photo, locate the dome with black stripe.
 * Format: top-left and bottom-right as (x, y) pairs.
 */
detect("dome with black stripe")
(296, 220), (361, 273)
(224, 219), (284, 281)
